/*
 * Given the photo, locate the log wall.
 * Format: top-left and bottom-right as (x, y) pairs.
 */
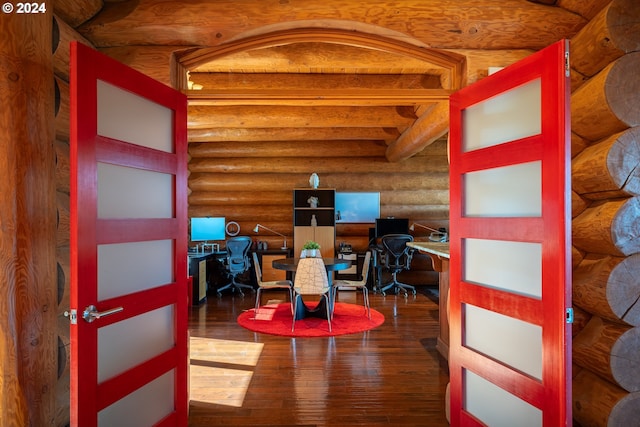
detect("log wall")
(569, 1), (640, 425)
(8, 1), (640, 426)
(188, 139), (450, 285)
(0, 7), (56, 427)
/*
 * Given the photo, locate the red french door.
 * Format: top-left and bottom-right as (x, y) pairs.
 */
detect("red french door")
(448, 40), (571, 426)
(69, 42), (188, 426)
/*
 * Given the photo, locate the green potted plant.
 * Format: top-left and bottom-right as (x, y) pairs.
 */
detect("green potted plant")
(302, 240), (321, 258)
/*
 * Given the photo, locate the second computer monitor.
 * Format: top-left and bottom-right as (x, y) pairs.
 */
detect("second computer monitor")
(375, 218), (409, 237)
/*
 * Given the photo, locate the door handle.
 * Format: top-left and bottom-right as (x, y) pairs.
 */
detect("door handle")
(82, 305), (124, 323)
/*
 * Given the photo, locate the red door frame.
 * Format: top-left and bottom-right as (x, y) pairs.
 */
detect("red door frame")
(70, 41), (188, 426)
(448, 40), (572, 426)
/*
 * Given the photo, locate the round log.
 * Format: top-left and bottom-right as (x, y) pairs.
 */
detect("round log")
(53, 15), (94, 80)
(189, 126), (400, 143)
(188, 191), (291, 206)
(53, 0), (102, 27)
(572, 128), (640, 200)
(189, 140), (386, 158)
(54, 76), (69, 141)
(573, 316), (633, 389)
(386, 101), (449, 162)
(572, 198), (640, 256)
(571, 132), (589, 159)
(572, 304), (593, 337)
(188, 155), (448, 174)
(189, 204), (291, 222)
(573, 253), (640, 326)
(612, 327), (640, 392)
(570, 0), (640, 78)
(189, 172), (450, 192)
(572, 368), (630, 427)
(559, 0), (611, 21)
(55, 139), (70, 194)
(572, 245), (585, 269)
(572, 52), (640, 142)
(572, 190), (588, 218)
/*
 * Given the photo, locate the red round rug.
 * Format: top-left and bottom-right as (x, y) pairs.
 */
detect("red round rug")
(237, 302), (384, 337)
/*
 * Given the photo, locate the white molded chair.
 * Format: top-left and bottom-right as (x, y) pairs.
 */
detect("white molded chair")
(292, 257), (332, 332)
(252, 252), (293, 317)
(332, 251), (372, 319)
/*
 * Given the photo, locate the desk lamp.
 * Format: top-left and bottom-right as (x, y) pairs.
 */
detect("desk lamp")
(253, 224), (288, 249)
(409, 223), (448, 242)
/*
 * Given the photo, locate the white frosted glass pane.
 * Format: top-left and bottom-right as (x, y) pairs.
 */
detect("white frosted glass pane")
(98, 240), (173, 300)
(464, 238), (541, 298)
(97, 80), (173, 153)
(98, 163), (173, 219)
(464, 161), (541, 217)
(98, 369), (174, 427)
(465, 370), (542, 427)
(463, 78), (541, 151)
(465, 304), (542, 379)
(98, 305), (174, 382)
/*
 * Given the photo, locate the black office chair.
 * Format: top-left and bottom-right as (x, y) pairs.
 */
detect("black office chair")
(379, 234), (416, 297)
(217, 236), (253, 296)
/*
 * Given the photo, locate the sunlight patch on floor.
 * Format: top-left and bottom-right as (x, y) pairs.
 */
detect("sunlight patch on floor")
(190, 337), (263, 366)
(189, 337), (264, 407)
(189, 365), (253, 407)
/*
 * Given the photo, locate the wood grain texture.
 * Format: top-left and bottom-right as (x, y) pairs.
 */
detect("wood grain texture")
(572, 198), (640, 257)
(572, 53), (640, 142)
(570, 0), (640, 79)
(572, 127), (640, 200)
(79, 0), (585, 50)
(0, 9), (57, 427)
(187, 287), (449, 426)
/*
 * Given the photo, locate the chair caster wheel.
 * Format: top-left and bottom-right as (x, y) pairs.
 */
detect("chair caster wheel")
(381, 291), (386, 296)
(412, 290), (417, 295)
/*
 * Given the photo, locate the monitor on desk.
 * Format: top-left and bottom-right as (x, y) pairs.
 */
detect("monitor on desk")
(190, 217), (226, 242)
(375, 218), (409, 238)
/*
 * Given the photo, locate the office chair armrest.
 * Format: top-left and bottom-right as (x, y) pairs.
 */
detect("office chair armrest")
(405, 248), (415, 268)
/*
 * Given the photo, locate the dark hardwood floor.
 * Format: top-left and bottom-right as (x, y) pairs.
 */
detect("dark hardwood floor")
(188, 285), (450, 426)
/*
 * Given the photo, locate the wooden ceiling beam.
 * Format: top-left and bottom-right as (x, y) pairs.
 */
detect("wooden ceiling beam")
(190, 42), (450, 74)
(79, 0), (585, 50)
(187, 105), (417, 128)
(188, 72), (444, 90)
(188, 127), (401, 143)
(386, 102), (449, 162)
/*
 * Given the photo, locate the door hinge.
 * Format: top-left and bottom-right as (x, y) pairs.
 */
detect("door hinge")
(566, 308), (574, 324)
(64, 309), (78, 325)
(564, 51), (570, 77)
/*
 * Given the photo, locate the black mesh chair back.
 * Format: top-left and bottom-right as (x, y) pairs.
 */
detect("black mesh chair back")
(226, 236), (252, 274)
(380, 234), (416, 296)
(217, 236), (253, 296)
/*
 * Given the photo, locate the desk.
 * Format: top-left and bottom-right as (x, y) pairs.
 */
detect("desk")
(407, 242), (450, 360)
(272, 257), (351, 319)
(187, 251), (227, 305)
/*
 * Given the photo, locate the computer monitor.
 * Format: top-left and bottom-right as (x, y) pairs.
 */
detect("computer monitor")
(375, 218), (409, 238)
(190, 217), (226, 242)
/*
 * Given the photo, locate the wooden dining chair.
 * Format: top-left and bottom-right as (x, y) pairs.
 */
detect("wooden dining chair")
(332, 251), (372, 319)
(252, 252), (293, 317)
(292, 257), (332, 332)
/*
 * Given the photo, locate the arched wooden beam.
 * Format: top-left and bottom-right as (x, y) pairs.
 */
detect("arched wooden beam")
(177, 28), (467, 91)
